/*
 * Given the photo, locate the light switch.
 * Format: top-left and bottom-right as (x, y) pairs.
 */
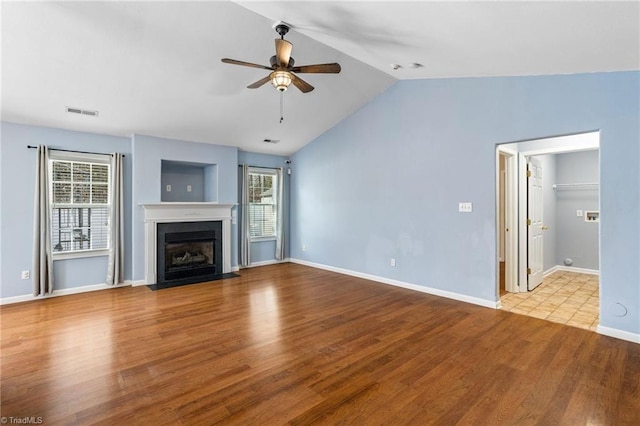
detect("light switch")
(459, 202), (473, 213)
(187, 185), (192, 192)
(166, 184), (171, 192)
(576, 210), (583, 217)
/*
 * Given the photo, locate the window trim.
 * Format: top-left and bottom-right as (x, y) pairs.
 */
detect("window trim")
(49, 151), (112, 260)
(250, 236), (277, 243)
(53, 248), (110, 261)
(248, 167), (279, 242)
(49, 150), (110, 164)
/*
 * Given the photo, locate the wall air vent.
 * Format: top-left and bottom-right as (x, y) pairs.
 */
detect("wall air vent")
(66, 106), (99, 117)
(263, 138), (280, 144)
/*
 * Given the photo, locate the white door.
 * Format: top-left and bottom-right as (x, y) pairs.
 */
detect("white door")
(527, 157), (544, 290)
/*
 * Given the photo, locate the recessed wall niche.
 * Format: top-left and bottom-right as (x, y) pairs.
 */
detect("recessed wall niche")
(160, 160), (218, 202)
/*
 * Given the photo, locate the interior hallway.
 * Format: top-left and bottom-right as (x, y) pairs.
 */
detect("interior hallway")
(500, 270), (599, 331)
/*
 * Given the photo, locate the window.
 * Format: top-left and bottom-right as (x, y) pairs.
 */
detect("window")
(49, 152), (111, 257)
(248, 168), (278, 239)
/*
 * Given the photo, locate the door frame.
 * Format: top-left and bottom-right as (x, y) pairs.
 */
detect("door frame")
(497, 131), (600, 296)
(497, 147), (518, 293)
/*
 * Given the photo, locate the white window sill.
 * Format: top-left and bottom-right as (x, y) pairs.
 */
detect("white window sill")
(53, 249), (109, 261)
(250, 237), (277, 243)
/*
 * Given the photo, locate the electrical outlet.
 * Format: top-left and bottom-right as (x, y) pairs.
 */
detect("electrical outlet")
(187, 185), (192, 192)
(576, 210), (583, 217)
(390, 258), (396, 267)
(21, 270), (30, 280)
(459, 202), (473, 213)
(302, 244), (307, 252)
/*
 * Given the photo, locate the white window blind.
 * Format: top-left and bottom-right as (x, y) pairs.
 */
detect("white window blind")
(248, 168), (278, 239)
(49, 153), (111, 255)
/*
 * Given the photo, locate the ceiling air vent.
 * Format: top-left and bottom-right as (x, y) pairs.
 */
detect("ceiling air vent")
(66, 106), (99, 117)
(263, 138), (280, 144)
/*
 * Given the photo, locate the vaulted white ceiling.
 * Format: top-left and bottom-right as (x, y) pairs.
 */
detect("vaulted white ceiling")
(2, 1), (638, 155)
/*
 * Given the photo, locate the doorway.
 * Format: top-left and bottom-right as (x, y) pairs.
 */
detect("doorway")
(496, 132), (600, 330)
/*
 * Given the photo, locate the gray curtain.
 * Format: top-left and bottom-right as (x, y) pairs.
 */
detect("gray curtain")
(106, 153), (124, 285)
(32, 145), (53, 296)
(275, 167), (285, 260)
(240, 164), (251, 266)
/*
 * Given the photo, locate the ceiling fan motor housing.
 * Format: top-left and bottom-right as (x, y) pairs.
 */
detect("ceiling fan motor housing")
(270, 55), (295, 69)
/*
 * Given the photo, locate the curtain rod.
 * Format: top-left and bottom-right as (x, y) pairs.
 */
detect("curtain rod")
(27, 145), (125, 157)
(238, 164), (282, 169)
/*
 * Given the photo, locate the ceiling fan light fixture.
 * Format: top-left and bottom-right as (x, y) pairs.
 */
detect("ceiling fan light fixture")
(270, 70), (292, 92)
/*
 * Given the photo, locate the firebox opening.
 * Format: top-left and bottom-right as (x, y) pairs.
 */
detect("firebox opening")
(157, 221), (223, 287)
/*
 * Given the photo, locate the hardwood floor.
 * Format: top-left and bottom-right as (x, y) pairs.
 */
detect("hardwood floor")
(2, 263), (639, 425)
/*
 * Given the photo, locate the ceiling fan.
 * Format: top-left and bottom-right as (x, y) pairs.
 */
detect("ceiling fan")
(221, 23), (341, 94)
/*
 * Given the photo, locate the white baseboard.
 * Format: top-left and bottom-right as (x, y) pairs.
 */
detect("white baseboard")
(289, 258), (498, 309)
(241, 258), (290, 269)
(0, 281), (132, 305)
(545, 265), (599, 277)
(597, 325), (640, 344)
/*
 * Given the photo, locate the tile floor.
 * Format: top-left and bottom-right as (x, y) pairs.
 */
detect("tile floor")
(500, 270), (599, 331)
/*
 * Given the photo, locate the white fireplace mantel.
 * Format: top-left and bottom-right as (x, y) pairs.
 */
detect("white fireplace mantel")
(141, 203), (236, 285)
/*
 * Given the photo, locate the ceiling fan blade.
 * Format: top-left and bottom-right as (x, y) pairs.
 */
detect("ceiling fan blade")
(275, 39), (293, 67)
(291, 74), (314, 93)
(290, 63), (341, 74)
(221, 58), (273, 70)
(247, 75), (272, 89)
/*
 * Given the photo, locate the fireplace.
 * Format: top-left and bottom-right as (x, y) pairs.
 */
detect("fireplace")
(157, 221), (222, 286)
(141, 203), (235, 286)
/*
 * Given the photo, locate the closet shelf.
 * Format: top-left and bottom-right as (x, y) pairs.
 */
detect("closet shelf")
(552, 183), (599, 191)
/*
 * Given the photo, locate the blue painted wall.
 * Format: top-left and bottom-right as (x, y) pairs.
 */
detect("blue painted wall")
(0, 122), (133, 298)
(131, 134), (239, 280)
(555, 150), (600, 269)
(290, 72), (639, 335)
(1, 72), (637, 339)
(238, 151), (291, 264)
(0, 125), (241, 296)
(160, 161), (206, 202)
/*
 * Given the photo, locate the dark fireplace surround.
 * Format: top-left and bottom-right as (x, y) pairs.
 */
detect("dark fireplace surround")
(156, 221), (222, 287)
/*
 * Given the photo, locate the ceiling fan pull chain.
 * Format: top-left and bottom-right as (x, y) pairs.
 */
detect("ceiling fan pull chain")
(280, 92), (284, 123)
